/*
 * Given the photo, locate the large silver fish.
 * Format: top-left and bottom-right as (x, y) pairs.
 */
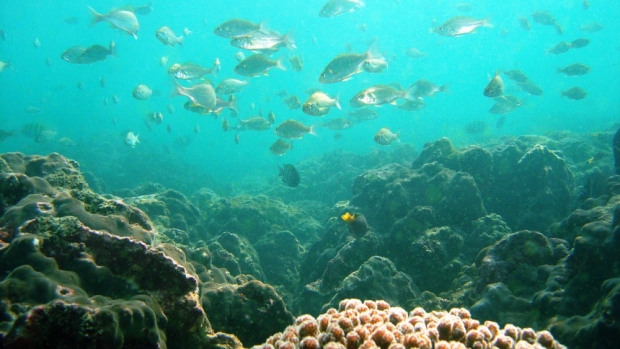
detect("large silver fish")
(89, 6), (139, 38)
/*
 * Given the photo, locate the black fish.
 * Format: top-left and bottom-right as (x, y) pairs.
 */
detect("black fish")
(278, 164), (300, 187)
(341, 212), (369, 238)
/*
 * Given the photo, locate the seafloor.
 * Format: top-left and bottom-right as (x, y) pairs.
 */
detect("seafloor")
(0, 130), (618, 349)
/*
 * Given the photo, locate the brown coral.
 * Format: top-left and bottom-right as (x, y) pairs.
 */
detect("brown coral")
(251, 299), (567, 349)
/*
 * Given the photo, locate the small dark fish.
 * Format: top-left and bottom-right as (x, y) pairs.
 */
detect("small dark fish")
(463, 120), (488, 135)
(531, 11), (563, 34)
(517, 81), (543, 96)
(278, 164), (300, 187)
(570, 38), (590, 49)
(133, 3), (153, 15)
(503, 70), (529, 83)
(489, 95), (523, 114)
(518, 16), (531, 31)
(558, 63), (590, 76)
(484, 71), (503, 98)
(547, 41), (571, 55)
(341, 212), (369, 238)
(496, 115), (506, 129)
(63, 16), (80, 24)
(580, 22), (603, 33)
(583, 0), (590, 10)
(0, 130), (14, 142)
(561, 87), (587, 100)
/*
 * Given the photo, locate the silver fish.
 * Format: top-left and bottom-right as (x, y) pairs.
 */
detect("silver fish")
(215, 78), (249, 94)
(319, 0), (364, 17)
(168, 61), (217, 80)
(433, 16), (491, 36)
(561, 87), (587, 100)
(89, 6), (139, 38)
(214, 19), (262, 38)
(275, 120), (317, 139)
(557, 63), (590, 76)
(319, 49), (375, 83)
(374, 128), (399, 145)
(302, 91), (341, 116)
(173, 81), (216, 110)
(156, 26), (183, 46)
(234, 54), (286, 76)
(350, 84), (415, 107)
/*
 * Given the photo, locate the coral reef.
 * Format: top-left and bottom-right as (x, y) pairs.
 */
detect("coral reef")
(252, 299), (567, 349)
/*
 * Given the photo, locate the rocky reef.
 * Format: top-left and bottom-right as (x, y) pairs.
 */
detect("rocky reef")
(0, 129), (618, 349)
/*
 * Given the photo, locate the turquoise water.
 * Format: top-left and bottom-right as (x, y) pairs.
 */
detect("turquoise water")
(0, 0), (618, 192)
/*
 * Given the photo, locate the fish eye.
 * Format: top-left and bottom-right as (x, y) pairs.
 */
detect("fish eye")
(320, 73), (326, 78)
(357, 95), (364, 100)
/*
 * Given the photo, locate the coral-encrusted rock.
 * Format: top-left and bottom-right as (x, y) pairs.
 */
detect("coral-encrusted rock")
(294, 230), (383, 316)
(435, 172), (487, 227)
(201, 194), (323, 247)
(208, 232), (265, 281)
(202, 280), (294, 347)
(254, 230), (305, 295)
(475, 231), (562, 296)
(321, 256), (418, 313)
(489, 143), (574, 231)
(550, 277), (620, 349)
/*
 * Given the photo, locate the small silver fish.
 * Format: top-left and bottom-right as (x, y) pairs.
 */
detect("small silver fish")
(319, 0), (364, 17)
(156, 26), (183, 46)
(270, 138), (292, 155)
(302, 91), (341, 116)
(89, 6), (139, 38)
(374, 128), (399, 145)
(215, 78), (249, 94)
(557, 63), (590, 76)
(173, 81), (216, 111)
(133, 84), (152, 100)
(125, 131), (140, 147)
(289, 55), (303, 71)
(433, 16), (491, 36)
(319, 48), (376, 83)
(275, 120), (317, 139)
(234, 54), (286, 76)
(214, 19), (262, 38)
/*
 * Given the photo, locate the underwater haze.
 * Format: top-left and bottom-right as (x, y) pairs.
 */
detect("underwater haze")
(0, 0), (619, 192)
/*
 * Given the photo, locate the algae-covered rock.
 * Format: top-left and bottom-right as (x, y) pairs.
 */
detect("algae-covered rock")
(202, 280), (294, 347)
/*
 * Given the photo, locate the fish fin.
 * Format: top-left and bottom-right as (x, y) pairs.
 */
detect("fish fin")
(275, 56), (287, 71)
(334, 92), (342, 110)
(365, 38), (381, 60)
(283, 30), (296, 50)
(88, 6), (103, 25)
(309, 124), (318, 137)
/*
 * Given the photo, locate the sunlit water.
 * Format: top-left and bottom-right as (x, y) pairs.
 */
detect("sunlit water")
(0, 0), (618, 192)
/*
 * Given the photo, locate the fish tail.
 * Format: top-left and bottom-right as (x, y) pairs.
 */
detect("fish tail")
(275, 56), (287, 71)
(308, 124), (318, 137)
(365, 38), (381, 60)
(403, 86), (418, 101)
(228, 95), (239, 115)
(482, 17), (493, 28)
(334, 92), (342, 110)
(88, 6), (103, 25)
(170, 79), (183, 97)
(211, 58), (221, 78)
(439, 84), (449, 94)
(177, 35), (184, 46)
(283, 31), (296, 50)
